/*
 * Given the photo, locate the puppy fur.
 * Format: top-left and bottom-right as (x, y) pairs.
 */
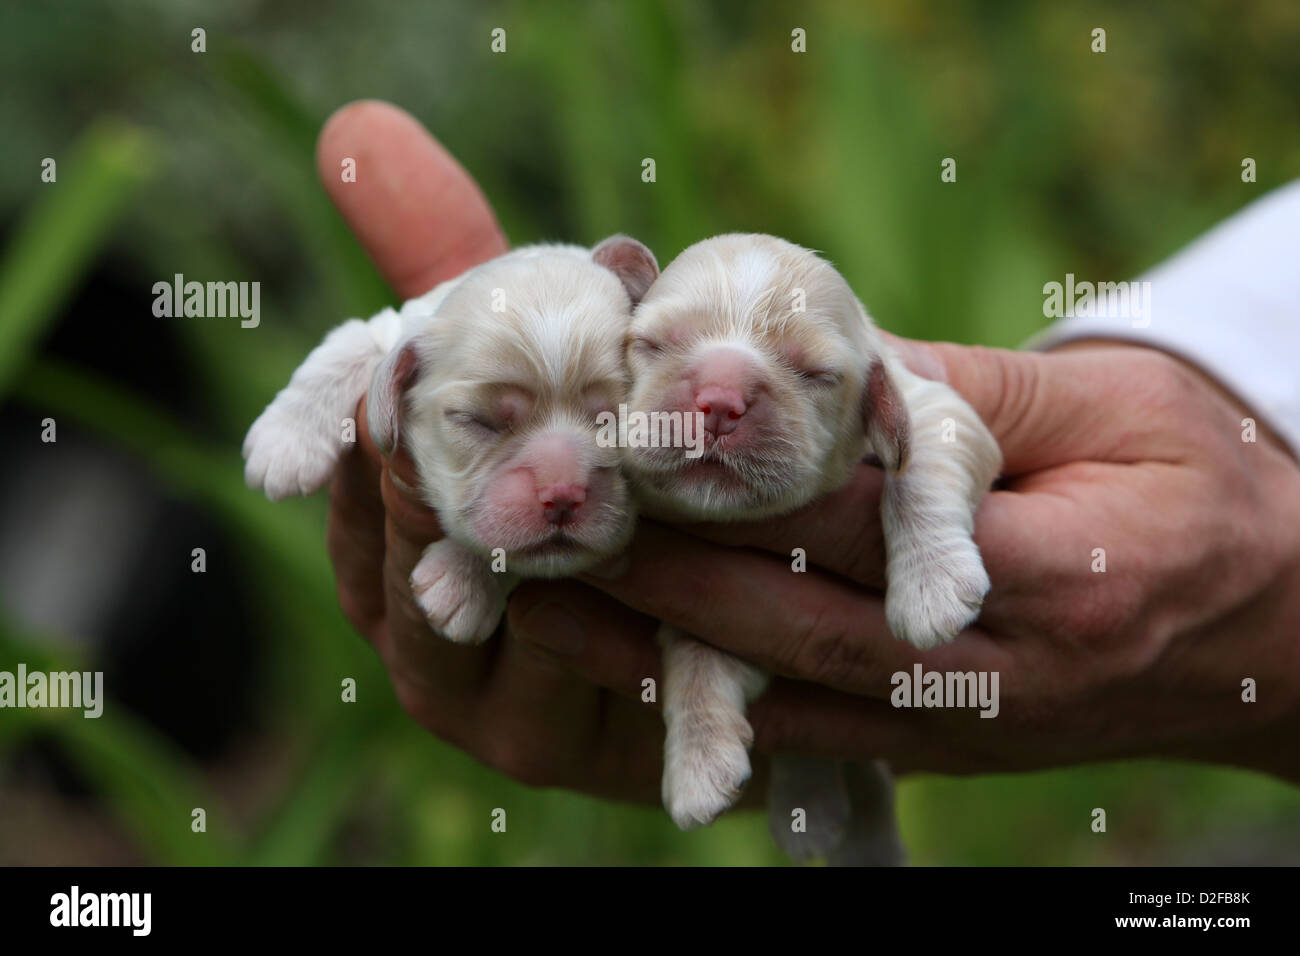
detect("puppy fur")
(623, 234), (1003, 861)
(244, 237), (658, 643)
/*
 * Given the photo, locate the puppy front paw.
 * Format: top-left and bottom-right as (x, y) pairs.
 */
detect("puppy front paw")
(242, 406), (340, 501)
(662, 709), (754, 830)
(885, 540), (990, 650)
(410, 543), (505, 644)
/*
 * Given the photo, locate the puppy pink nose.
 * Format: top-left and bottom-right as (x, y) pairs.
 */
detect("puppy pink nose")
(695, 386), (747, 436)
(538, 483), (587, 526)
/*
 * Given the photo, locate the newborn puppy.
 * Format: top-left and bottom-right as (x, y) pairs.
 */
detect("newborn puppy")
(244, 237), (659, 642)
(623, 234), (1002, 862)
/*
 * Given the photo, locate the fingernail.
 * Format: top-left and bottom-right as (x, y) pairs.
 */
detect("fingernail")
(519, 602), (588, 656)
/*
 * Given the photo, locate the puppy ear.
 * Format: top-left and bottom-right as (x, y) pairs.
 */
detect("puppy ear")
(592, 234), (659, 305)
(862, 357), (911, 472)
(367, 341), (421, 457)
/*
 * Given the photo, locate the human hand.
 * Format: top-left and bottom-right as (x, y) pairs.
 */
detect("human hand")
(319, 101), (1300, 796)
(319, 100), (669, 802)
(523, 339), (1300, 783)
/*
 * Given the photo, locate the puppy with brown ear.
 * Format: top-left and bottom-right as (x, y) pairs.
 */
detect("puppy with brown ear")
(244, 237), (659, 642)
(623, 234), (1002, 862)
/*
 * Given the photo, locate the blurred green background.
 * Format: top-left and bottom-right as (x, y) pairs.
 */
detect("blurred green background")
(1, 0), (1298, 865)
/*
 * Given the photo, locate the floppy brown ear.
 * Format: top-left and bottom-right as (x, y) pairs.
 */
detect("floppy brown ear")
(862, 357), (910, 472)
(592, 234), (659, 305)
(367, 341), (422, 457)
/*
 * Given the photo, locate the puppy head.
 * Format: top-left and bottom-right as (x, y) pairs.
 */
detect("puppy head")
(370, 237), (658, 576)
(624, 233), (907, 520)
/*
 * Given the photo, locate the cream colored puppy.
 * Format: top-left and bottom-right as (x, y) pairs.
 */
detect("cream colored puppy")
(244, 237), (659, 642)
(624, 234), (1002, 861)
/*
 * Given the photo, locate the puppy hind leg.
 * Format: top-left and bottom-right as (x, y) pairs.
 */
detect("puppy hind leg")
(827, 760), (906, 867)
(660, 624), (769, 830)
(767, 755), (852, 862)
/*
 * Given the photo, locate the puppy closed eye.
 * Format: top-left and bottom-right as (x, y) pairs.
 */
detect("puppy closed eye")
(776, 342), (841, 387)
(630, 335), (664, 358)
(445, 409), (507, 437)
(794, 367), (842, 388)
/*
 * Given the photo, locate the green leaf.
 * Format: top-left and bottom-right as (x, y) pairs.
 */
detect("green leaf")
(0, 121), (155, 397)
(246, 714), (383, 866)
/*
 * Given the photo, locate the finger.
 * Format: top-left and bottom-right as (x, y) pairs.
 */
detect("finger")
(385, 649), (666, 805)
(921, 343), (1104, 475)
(507, 580), (662, 702)
(506, 583), (950, 786)
(504, 580), (979, 775)
(579, 523), (1016, 696)
(479, 623), (611, 784)
(316, 100), (504, 491)
(378, 470), (498, 699)
(326, 393), (389, 646)
(680, 468), (1103, 636)
(486, 595), (667, 802)
(683, 464), (888, 588)
(916, 341), (1186, 475)
(750, 679), (944, 766)
(376, 418), (498, 697)
(329, 392), (498, 697)
(316, 100), (508, 299)
(502, 580), (972, 788)
(582, 694), (673, 803)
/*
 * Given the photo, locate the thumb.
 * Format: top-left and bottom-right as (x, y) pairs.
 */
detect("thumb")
(350, 393), (443, 541)
(892, 338), (1118, 475)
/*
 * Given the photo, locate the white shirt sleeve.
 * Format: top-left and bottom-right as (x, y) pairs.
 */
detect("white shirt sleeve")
(1027, 180), (1300, 457)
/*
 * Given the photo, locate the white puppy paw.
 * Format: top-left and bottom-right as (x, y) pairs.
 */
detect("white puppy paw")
(242, 405), (340, 501)
(410, 541), (505, 644)
(885, 539), (990, 650)
(662, 708), (754, 830)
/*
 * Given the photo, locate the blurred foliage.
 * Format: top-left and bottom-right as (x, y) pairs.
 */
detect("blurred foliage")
(0, 0), (1298, 864)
